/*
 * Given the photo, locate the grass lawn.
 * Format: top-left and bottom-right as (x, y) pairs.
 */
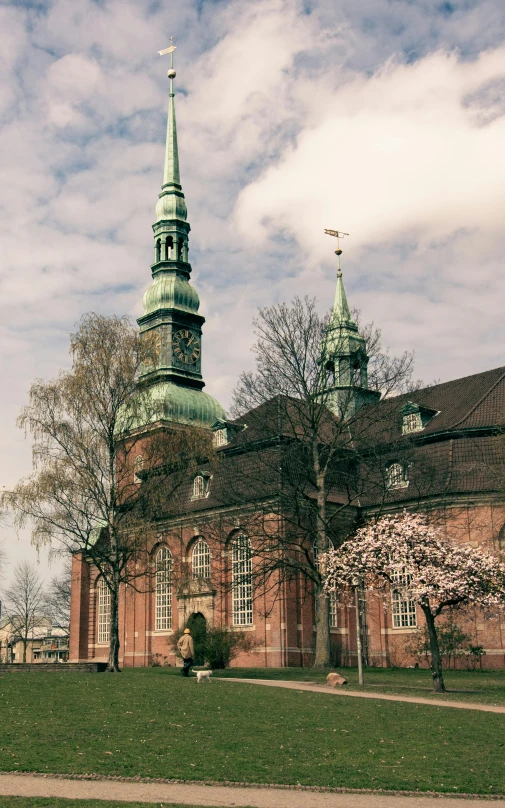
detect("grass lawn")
(0, 800), (218, 808)
(207, 666), (505, 706)
(0, 668), (504, 795)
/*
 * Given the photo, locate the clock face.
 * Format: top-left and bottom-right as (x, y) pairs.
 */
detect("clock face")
(173, 329), (201, 365)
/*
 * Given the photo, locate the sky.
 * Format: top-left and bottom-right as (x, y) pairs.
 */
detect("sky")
(1, 0), (505, 588)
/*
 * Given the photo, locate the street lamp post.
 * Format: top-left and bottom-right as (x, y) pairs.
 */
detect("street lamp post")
(354, 583), (364, 686)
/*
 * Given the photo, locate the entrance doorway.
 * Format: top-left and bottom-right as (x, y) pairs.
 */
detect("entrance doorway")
(187, 612), (206, 666)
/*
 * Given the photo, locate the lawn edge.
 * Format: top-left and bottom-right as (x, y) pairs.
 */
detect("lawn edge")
(2, 771), (503, 800)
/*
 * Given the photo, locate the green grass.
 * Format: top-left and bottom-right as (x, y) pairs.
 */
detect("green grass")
(0, 800), (218, 808)
(206, 666), (505, 705)
(0, 668), (504, 795)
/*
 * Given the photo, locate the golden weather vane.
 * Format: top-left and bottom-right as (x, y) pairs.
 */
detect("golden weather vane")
(158, 38), (177, 76)
(324, 228), (349, 276)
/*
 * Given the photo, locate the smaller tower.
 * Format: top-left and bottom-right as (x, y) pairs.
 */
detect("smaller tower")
(321, 232), (380, 419)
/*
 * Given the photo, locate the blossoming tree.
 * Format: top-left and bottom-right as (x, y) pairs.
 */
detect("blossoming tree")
(322, 512), (505, 692)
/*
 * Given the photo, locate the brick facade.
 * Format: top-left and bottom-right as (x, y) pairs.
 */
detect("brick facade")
(69, 367), (505, 670)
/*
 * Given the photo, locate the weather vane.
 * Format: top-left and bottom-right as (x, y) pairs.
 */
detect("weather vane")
(158, 37), (177, 79)
(324, 228), (349, 276)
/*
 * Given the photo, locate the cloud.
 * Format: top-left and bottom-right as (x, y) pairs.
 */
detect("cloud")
(235, 47), (505, 257)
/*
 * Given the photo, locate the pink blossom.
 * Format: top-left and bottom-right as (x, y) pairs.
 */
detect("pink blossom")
(322, 511), (505, 616)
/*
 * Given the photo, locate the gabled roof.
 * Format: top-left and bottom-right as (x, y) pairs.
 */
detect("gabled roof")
(399, 365), (505, 435)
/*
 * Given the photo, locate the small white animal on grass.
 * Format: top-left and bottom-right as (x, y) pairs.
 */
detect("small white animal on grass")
(196, 670), (213, 683)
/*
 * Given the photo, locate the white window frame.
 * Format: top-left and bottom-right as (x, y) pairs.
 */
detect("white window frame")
(192, 475), (207, 499)
(403, 412), (422, 434)
(155, 546), (172, 631)
(232, 534), (253, 626)
(214, 429), (228, 447)
(192, 539), (211, 579)
(391, 568), (417, 628)
(387, 462), (406, 489)
(329, 590), (338, 628)
(97, 578), (111, 644)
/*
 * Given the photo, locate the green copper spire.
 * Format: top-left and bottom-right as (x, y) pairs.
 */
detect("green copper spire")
(155, 47), (188, 227)
(332, 269), (355, 327)
(163, 56), (181, 188)
(135, 46), (225, 431)
(321, 240), (380, 418)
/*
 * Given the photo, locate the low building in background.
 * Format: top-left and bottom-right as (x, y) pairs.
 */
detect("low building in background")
(0, 617), (69, 663)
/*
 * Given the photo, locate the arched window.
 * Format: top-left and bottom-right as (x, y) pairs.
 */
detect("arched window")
(165, 235), (173, 259)
(155, 239), (161, 262)
(214, 429), (228, 447)
(232, 534), (253, 626)
(178, 237), (183, 260)
(97, 578), (111, 644)
(155, 546), (172, 631)
(134, 454), (143, 484)
(193, 475), (205, 499)
(192, 539), (211, 579)
(387, 462), (405, 489)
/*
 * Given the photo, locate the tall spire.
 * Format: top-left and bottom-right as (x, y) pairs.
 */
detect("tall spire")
(154, 43), (188, 231)
(134, 45), (225, 432)
(162, 47), (181, 189)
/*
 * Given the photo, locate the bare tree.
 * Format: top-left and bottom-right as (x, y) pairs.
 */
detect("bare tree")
(4, 561), (47, 663)
(229, 295), (416, 667)
(3, 313), (214, 672)
(44, 557), (72, 635)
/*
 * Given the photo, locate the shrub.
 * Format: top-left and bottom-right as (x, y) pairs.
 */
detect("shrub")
(203, 626), (258, 669)
(170, 625), (258, 669)
(405, 616), (471, 669)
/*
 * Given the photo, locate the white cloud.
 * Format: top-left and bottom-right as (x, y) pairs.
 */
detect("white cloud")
(235, 47), (505, 257)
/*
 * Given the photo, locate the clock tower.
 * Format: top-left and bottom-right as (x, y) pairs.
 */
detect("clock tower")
(137, 49), (225, 428)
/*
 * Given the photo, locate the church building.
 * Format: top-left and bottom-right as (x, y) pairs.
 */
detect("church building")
(69, 58), (505, 670)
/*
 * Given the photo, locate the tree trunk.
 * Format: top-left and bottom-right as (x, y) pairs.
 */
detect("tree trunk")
(107, 584), (121, 672)
(22, 639), (27, 664)
(313, 585), (331, 667)
(421, 602), (445, 693)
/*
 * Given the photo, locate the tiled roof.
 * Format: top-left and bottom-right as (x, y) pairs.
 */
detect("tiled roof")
(391, 365), (505, 435)
(155, 365), (505, 524)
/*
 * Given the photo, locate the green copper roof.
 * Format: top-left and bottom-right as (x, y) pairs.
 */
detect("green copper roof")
(142, 382), (226, 429)
(322, 271), (365, 360)
(164, 84), (180, 187)
(331, 272), (357, 329)
(142, 274), (200, 316)
(155, 67), (188, 224)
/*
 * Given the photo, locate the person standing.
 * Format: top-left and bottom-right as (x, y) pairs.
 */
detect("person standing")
(177, 627), (194, 677)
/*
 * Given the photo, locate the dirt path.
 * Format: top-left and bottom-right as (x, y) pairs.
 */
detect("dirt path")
(220, 679), (505, 713)
(0, 774), (504, 808)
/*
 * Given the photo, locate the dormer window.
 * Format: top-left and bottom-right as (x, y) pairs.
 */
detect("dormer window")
(214, 428), (228, 447)
(211, 418), (246, 447)
(401, 402), (438, 434)
(403, 412), (422, 433)
(192, 473), (210, 500)
(387, 462), (408, 489)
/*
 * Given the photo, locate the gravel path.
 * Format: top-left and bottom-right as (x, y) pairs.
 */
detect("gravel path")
(220, 679), (505, 713)
(0, 774), (504, 808)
